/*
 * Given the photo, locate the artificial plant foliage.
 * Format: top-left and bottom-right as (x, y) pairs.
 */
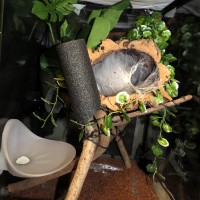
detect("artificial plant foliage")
(87, 17), (111, 49)
(82, 0), (130, 49)
(127, 12), (171, 53)
(31, 1), (180, 181)
(32, 0), (77, 22)
(127, 12), (179, 100)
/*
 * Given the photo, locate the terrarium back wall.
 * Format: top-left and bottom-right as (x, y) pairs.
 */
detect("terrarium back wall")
(0, 0), (42, 120)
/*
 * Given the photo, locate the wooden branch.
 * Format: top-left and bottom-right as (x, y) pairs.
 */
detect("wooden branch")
(7, 160), (75, 193)
(114, 125), (131, 168)
(65, 125), (99, 200)
(112, 95), (193, 126)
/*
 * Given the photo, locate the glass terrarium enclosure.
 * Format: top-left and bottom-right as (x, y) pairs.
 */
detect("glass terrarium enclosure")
(0, 0), (200, 200)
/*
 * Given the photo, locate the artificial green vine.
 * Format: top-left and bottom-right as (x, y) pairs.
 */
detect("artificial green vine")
(146, 108), (176, 181)
(33, 82), (64, 128)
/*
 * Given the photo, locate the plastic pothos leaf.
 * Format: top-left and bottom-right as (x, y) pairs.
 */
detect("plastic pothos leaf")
(155, 21), (166, 31)
(102, 125), (110, 136)
(162, 122), (172, 133)
(104, 114), (113, 129)
(157, 138), (169, 147)
(151, 145), (163, 157)
(146, 163), (156, 173)
(151, 12), (162, 19)
(150, 115), (161, 121)
(167, 65), (175, 78)
(116, 91), (130, 104)
(166, 82), (179, 98)
(79, 129), (85, 142)
(87, 17), (110, 49)
(161, 53), (177, 65)
(162, 30), (171, 40)
(139, 101), (147, 113)
(184, 140), (197, 150)
(152, 120), (160, 127)
(154, 91), (164, 104)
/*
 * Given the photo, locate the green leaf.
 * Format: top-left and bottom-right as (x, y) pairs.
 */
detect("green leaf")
(162, 123), (172, 133)
(152, 120), (160, 127)
(87, 9), (102, 24)
(104, 114), (113, 129)
(167, 65), (175, 78)
(154, 91), (164, 104)
(79, 129), (85, 142)
(150, 115), (161, 121)
(162, 30), (171, 41)
(143, 30), (152, 38)
(155, 21), (166, 31)
(50, 11), (58, 22)
(139, 101), (147, 113)
(60, 20), (68, 39)
(157, 138), (169, 147)
(32, 1), (49, 20)
(146, 163), (156, 173)
(157, 41), (168, 51)
(102, 8), (123, 30)
(184, 140), (197, 150)
(135, 16), (145, 26)
(110, 0), (130, 11)
(32, 0), (76, 23)
(116, 92), (130, 104)
(181, 24), (190, 33)
(102, 125), (110, 136)
(166, 109), (176, 118)
(87, 17), (110, 49)
(122, 111), (130, 122)
(151, 12), (161, 20)
(151, 145), (163, 156)
(166, 82), (178, 98)
(127, 29), (139, 40)
(161, 53), (177, 65)
(182, 32), (192, 41)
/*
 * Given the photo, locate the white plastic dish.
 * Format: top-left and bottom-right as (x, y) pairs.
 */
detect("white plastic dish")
(0, 119), (76, 178)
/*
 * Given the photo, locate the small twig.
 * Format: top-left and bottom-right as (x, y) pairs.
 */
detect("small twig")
(112, 95), (193, 126)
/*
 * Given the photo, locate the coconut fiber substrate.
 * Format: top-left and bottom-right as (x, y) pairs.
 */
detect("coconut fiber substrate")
(79, 157), (158, 200)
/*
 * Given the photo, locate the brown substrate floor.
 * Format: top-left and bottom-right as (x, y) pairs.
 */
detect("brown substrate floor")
(79, 157), (158, 200)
